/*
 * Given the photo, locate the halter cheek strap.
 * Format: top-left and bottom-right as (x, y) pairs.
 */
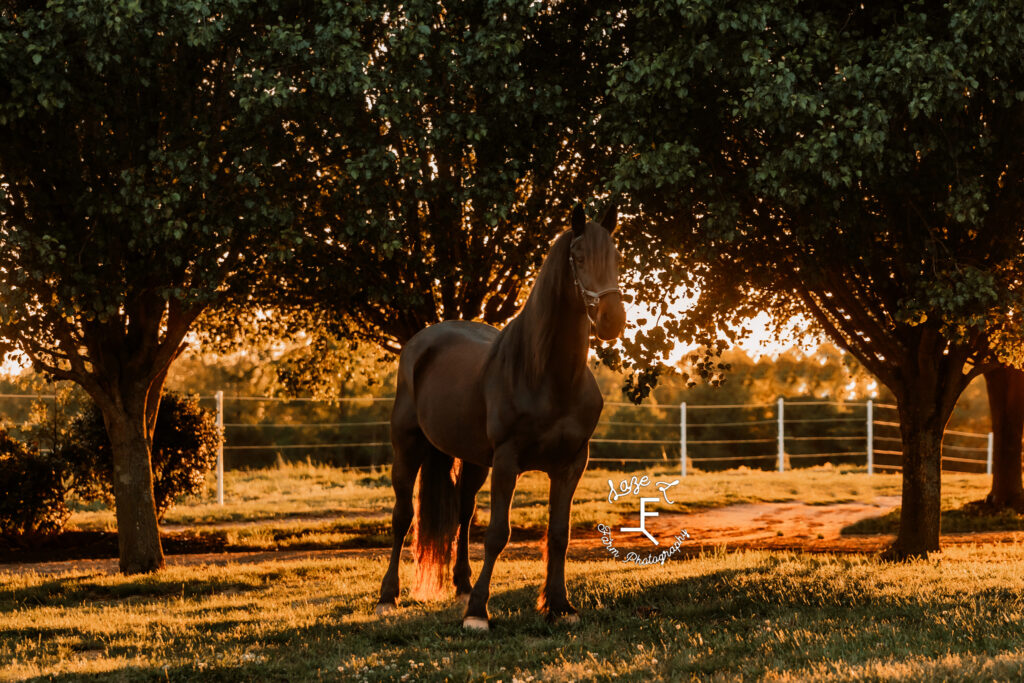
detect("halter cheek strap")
(569, 235), (620, 324)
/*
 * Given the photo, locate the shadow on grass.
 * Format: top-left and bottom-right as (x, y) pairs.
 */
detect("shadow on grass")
(2, 521), (575, 567)
(842, 500), (1024, 536)
(18, 581), (574, 682)
(0, 526), (393, 567)
(0, 572), (269, 612)
(13, 554), (1024, 681)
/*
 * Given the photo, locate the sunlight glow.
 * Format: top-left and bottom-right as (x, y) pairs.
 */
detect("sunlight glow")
(0, 352), (29, 378)
(624, 286), (825, 367)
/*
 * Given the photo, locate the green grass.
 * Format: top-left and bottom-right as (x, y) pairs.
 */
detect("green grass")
(840, 475), (1024, 536)
(844, 503), (1024, 535)
(5, 466), (1022, 680)
(61, 463), (997, 553)
(66, 461), (989, 531)
(67, 465), (399, 531)
(4, 546), (1024, 681)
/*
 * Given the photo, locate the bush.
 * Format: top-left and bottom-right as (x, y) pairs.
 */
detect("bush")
(61, 393), (221, 519)
(0, 429), (69, 540)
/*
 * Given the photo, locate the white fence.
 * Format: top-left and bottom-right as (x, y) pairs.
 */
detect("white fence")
(0, 392), (996, 506)
(596, 398), (993, 479)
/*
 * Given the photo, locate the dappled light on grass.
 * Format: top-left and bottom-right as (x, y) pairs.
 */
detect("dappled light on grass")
(40, 464), (995, 562)
(65, 461), (396, 531)
(65, 463), (987, 533)
(4, 546), (1024, 680)
(844, 500), (1024, 536)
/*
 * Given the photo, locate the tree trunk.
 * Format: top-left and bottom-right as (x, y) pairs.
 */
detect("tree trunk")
(885, 344), (961, 560)
(97, 390), (165, 574)
(983, 366), (1024, 510)
(887, 406), (944, 558)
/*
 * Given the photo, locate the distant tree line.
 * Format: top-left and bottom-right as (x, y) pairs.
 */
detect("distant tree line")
(2, 343), (993, 473)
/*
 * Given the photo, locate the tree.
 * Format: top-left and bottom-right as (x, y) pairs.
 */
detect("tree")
(61, 393), (221, 520)
(983, 366), (1024, 510)
(605, 1), (1024, 557)
(276, 0), (626, 352)
(0, 0), (372, 572)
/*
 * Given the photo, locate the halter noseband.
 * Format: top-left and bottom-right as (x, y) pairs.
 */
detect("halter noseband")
(569, 234), (620, 324)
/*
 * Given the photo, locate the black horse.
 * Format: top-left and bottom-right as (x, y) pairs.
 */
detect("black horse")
(376, 203), (626, 630)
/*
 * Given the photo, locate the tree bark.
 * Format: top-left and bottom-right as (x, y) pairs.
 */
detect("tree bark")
(96, 388), (165, 574)
(983, 366), (1024, 510)
(887, 403), (945, 558)
(884, 336), (963, 560)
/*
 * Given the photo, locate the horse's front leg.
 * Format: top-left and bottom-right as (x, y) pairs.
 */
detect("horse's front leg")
(539, 448), (587, 622)
(463, 451), (520, 631)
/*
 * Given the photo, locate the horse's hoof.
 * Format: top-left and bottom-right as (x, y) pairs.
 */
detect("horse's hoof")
(462, 616), (490, 631)
(375, 603), (397, 617)
(553, 613), (580, 625)
(455, 593), (471, 608)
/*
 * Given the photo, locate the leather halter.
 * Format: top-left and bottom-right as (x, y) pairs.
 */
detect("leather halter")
(569, 233), (620, 324)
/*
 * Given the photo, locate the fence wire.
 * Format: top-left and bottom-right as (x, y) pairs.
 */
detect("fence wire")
(0, 392), (995, 479)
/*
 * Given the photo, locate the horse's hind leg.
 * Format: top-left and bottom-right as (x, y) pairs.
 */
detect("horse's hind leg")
(376, 426), (427, 615)
(453, 462), (489, 603)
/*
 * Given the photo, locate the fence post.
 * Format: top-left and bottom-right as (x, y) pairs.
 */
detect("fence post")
(215, 390), (224, 505)
(680, 402), (687, 478)
(52, 385), (59, 456)
(777, 396), (785, 473)
(866, 399), (874, 475)
(987, 432), (994, 476)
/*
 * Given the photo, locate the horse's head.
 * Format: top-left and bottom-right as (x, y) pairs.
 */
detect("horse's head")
(569, 203), (627, 341)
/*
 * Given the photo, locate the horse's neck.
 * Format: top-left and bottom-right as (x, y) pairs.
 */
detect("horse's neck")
(503, 267), (591, 389)
(542, 291), (591, 384)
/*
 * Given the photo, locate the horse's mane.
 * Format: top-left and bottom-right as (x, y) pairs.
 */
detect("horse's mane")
(489, 230), (575, 386)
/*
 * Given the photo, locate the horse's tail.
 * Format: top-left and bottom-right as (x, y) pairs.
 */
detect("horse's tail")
(412, 450), (461, 600)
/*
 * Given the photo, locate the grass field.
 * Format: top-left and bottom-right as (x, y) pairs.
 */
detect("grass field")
(63, 462), (995, 550)
(4, 546), (1024, 681)
(4, 465), (1024, 680)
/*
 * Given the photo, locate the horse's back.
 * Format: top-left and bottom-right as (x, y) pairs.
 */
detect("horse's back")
(393, 321), (497, 464)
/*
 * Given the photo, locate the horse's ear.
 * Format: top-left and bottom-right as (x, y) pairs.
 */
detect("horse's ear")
(571, 204), (586, 237)
(600, 201), (618, 234)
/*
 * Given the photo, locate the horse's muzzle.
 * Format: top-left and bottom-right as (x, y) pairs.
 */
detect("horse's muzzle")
(594, 292), (626, 341)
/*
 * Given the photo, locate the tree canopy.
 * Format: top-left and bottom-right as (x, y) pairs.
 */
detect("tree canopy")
(604, 0), (1024, 556)
(6, 0), (1024, 567)
(273, 0), (626, 352)
(0, 0), (372, 572)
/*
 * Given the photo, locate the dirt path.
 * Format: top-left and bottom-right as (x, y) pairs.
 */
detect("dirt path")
(645, 496), (902, 546)
(6, 497), (1024, 577)
(610, 496), (1024, 555)
(582, 496), (903, 558)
